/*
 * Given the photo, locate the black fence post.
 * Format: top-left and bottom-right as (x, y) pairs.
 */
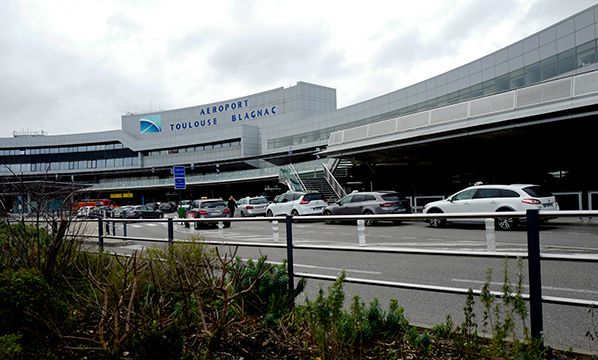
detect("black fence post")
(98, 218), (104, 253)
(51, 219), (57, 237)
(105, 218), (110, 235)
(526, 209), (544, 346)
(167, 218), (174, 249)
(112, 221), (116, 236)
(123, 221), (128, 237)
(285, 214), (295, 302)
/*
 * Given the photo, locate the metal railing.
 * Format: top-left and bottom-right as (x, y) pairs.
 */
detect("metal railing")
(16, 210), (598, 346)
(321, 161), (346, 199)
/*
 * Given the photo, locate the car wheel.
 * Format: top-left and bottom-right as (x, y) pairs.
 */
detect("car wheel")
(224, 222), (231, 228)
(495, 214), (517, 231)
(426, 209), (446, 228)
(194, 220), (200, 230)
(291, 209), (299, 217)
(363, 210), (376, 226)
(324, 210), (333, 224)
(266, 210), (273, 217)
(159, 213), (164, 219)
(240, 211), (245, 217)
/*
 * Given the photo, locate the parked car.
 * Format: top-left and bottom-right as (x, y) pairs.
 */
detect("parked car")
(323, 191), (412, 225)
(126, 205), (164, 219)
(112, 205), (134, 218)
(158, 201), (177, 213)
(265, 191), (327, 217)
(88, 206), (114, 219)
(187, 199), (231, 229)
(423, 184), (559, 230)
(76, 205), (95, 218)
(235, 196), (269, 217)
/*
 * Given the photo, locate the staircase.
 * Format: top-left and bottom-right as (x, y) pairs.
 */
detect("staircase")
(298, 169), (338, 202)
(332, 159), (353, 179)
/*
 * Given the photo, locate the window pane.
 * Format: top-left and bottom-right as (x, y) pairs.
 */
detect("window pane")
(524, 63), (540, 85)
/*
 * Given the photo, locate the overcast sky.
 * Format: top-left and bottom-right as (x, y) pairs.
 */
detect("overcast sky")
(0, 0), (596, 137)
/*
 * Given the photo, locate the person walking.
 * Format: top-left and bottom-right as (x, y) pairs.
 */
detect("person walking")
(227, 196), (237, 217)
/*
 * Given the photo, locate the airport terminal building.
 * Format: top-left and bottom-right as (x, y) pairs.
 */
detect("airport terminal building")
(2, 5), (598, 209)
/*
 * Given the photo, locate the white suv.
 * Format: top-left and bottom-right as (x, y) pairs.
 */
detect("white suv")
(266, 191), (327, 217)
(423, 184), (559, 230)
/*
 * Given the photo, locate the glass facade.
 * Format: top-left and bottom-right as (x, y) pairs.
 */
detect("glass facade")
(268, 37), (598, 151)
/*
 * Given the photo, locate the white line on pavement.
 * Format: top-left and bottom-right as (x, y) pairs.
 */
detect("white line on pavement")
(243, 258), (381, 275)
(451, 278), (598, 295)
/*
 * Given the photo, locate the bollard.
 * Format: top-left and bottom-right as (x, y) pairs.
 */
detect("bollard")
(272, 220), (279, 242)
(485, 218), (495, 251)
(217, 221), (224, 238)
(357, 219), (366, 246)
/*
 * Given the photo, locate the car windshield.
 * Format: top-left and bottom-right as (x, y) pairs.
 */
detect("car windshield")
(522, 186), (553, 198)
(303, 193), (323, 201)
(249, 198), (268, 205)
(381, 193), (404, 201)
(200, 201), (225, 208)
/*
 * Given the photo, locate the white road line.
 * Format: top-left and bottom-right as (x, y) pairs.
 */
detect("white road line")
(130, 224), (143, 228)
(244, 258), (381, 275)
(145, 223), (158, 227)
(566, 232), (592, 236)
(451, 278), (598, 295)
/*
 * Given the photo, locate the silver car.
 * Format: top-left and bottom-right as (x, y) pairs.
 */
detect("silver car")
(235, 196), (269, 217)
(187, 199), (231, 229)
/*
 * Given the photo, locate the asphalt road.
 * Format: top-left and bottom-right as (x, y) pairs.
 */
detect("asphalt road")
(81, 217), (598, 354)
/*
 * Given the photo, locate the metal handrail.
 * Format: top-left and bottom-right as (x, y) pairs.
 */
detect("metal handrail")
(288, 163), (307, 192)
(321, 161), (346, 199)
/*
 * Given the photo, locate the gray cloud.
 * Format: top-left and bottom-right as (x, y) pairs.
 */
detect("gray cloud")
(207, 25), (350, 87)
(374, 0), (521, 70)
(0, 4), (170, 136)
(525, 0), (597, 24)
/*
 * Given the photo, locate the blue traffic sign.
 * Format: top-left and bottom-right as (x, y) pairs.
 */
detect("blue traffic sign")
(173, 166), (185, 178)
(174, 177), (186, 190)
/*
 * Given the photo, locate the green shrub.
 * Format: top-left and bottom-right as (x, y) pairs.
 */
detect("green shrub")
(0, 333), (22, 360)
(0, 268), (67, 359)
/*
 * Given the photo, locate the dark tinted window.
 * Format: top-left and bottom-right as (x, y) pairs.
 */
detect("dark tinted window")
(363, 195), (376, 201)
(249, 198), (268, 205)
(474, 188), (501, 198)
(200, 201), (225, 208)
(522, 186), (552, 198)
(338, 195), (353, 205)
(352, 195), (365, 203)
(500, 189), (520, 198)
(381, 193), (405, 201)
(303, 193), (323, 201)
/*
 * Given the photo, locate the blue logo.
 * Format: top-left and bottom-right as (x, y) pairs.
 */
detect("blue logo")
(140, 115), (162, 133)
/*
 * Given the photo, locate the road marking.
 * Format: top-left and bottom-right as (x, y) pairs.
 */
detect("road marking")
(566, 232), (592, 236)
(145, 223), (158, 227)
(243, 258), (381, 275)
(451, 278), (598, 295)
(130, 224), (143, 228)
